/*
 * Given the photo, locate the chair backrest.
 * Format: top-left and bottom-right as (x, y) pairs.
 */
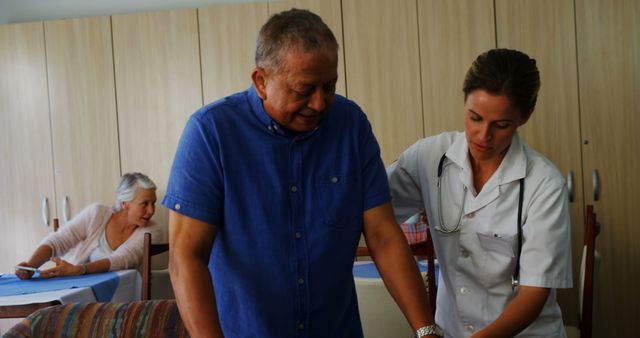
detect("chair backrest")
(142, 232), (169, 300)
(579, 205), (600, 338)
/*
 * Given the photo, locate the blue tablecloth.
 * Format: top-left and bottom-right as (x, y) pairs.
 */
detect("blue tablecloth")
(353, 261), (439, 284)
(0, 272), (119, 302)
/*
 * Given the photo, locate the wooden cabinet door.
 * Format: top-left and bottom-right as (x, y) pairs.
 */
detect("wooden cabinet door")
(45, 16), (121, 222)
(0, 22), (55, 272)
(418, 0), (496, 137)
(268, 0), (346, 96)
(495, 0), (584, 324)
(112, 9), (203, 236)
(199, 3), (269, 104)
(576, 1), (640, 336)
(343, 0), (423, 165)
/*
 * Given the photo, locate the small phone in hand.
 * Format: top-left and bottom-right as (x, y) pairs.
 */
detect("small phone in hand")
(14, 266), (40, 273)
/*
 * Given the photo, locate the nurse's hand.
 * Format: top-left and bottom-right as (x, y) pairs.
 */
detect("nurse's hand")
(39, 257), (84, 278)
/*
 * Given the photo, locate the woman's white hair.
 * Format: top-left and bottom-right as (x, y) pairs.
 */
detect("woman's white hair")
(113, 172), (156, 211)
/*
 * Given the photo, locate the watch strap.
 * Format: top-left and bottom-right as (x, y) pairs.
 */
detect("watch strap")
(414, 324), (444, 337)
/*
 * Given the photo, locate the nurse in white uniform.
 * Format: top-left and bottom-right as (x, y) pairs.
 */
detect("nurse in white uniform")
(387, 49), (572, 338)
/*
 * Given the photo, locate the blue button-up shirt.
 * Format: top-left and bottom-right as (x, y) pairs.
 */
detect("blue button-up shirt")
(163, 86), (390, 337)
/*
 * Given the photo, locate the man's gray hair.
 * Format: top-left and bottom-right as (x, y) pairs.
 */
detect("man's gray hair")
(255, 8), (338, 72)
(114, 172), (156, 211)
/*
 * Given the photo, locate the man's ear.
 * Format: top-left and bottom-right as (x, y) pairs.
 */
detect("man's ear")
(252, 67), (268, 100)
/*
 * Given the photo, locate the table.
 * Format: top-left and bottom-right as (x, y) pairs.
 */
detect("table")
(0, 269), (141, 318)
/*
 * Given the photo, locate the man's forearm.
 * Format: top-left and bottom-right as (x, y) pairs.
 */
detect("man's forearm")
(371, 232), (435, 331)
(170, 255), (223, 338)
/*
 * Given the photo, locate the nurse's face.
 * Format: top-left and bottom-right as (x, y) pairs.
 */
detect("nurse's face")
(464, 89), (530, 164)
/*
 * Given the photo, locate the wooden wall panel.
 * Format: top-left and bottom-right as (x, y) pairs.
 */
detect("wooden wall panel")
(418, 0), (495, 136)
(576, 0), (640, 336)
(0, 25), (54, 334)
(0, 22), (55, 273)
(112, 9), (203, 240)
(199, 3), (269, 104)
(343, 0), (423, 165)
(45, 16), (121, 222)
(495, 0), (584, 324)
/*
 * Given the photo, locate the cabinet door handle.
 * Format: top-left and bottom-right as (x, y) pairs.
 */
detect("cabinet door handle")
(41, 197), (49, 227)
(592, 169), (601, 201)
(62, 195), (69, 223)
(567, 170), (575, 202)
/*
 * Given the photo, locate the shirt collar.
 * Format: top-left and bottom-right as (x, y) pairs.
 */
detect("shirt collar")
(445, 131), (527, 188)
(248, 84), (273, 129)
(495, 132), (527, 183)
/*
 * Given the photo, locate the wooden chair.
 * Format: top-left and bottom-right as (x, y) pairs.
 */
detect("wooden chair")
(141, 232), (170, 300)
(566, 205), (601, 338)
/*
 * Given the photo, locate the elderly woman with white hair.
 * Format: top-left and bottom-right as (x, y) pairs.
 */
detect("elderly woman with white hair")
(15, 172), (160, 279)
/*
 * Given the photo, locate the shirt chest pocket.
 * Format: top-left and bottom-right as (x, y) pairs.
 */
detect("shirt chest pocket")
(315, 174), (361, 228)
(476, 232), (518, 287)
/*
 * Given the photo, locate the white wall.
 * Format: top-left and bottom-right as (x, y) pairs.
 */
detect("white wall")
(0, 0), (268, 24)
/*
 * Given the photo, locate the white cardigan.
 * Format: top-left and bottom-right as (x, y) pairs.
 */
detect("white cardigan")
(39, 203), (160, 271)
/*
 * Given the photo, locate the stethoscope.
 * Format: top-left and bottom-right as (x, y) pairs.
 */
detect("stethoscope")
(436, 153), (525, 288)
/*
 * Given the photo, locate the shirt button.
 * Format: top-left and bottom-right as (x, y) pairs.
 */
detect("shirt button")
(298, 323), (305, 330)
(298, 278), (304, 285)
(291, 185), (298, 193)
(331, 176), (339, 183)
(460, 249), (470, 258)
(174, 203), (181, 210)
(295, 232), (302, 239)
(460, 287), (470, 294)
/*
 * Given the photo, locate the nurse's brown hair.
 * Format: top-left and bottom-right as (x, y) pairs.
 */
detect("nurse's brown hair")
(463, 48), (540, 117)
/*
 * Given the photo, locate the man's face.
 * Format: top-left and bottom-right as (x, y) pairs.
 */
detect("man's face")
(253, 49), (338, 133)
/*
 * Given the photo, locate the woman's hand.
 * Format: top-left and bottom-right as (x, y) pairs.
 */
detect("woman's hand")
(14, 262), (35, 280)
(39, 257), (85, 278)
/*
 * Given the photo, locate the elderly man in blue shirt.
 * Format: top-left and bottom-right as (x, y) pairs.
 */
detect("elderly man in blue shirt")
(164, 8), (440, 338)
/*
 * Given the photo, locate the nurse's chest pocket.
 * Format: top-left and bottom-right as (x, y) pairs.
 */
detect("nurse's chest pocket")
(477, 232), (516, 258)
(316, 174), (361, 228)
(476, 232), (517, 287)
